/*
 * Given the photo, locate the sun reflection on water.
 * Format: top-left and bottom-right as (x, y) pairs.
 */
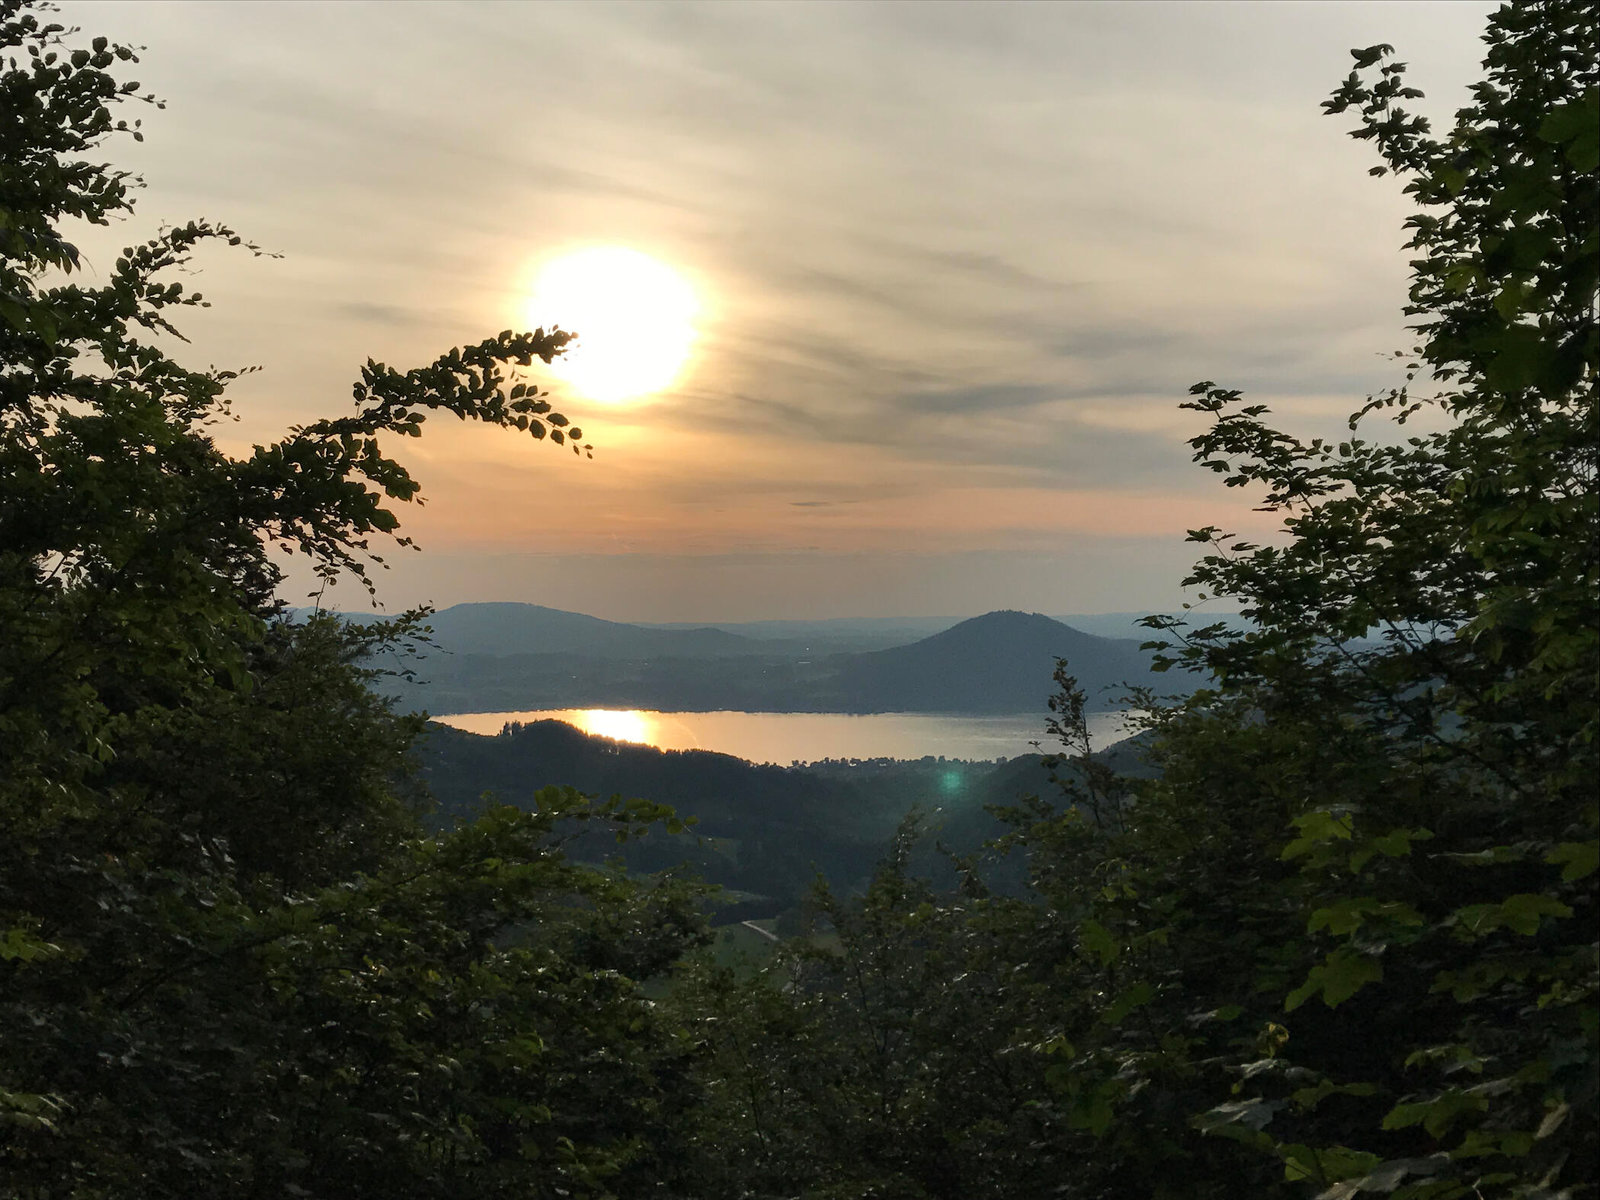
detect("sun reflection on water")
(571, 709), (653, 745)
(430, 709), (1136, 762)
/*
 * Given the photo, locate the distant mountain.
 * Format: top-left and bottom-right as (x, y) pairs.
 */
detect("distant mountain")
(636, 615), (964, 654)
(362, 602), (1188, 716)
(641, 611), (1253, 652)
(1047, 611), (1254, 641)
(378, 649), (829, 715)
(824, 610), (1167, 714)
(417, 602), (759, 660)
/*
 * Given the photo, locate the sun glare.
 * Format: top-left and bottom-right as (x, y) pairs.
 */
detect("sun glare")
(573, 709), (653, 745)
(527, 247), (699, 404)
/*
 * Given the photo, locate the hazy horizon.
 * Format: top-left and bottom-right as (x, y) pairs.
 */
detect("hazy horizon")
(312, 593), (1236, 630)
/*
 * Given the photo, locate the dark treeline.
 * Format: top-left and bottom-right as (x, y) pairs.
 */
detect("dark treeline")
(1, 3), (1594, 1199)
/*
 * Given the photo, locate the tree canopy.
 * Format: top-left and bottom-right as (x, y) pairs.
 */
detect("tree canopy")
(1, 5), (702, 1195)
(668, 4), (1597, 1197)
(1, 1), (1593, 1198)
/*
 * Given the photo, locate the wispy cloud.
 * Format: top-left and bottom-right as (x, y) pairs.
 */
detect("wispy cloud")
(76, 0), (1495, 616)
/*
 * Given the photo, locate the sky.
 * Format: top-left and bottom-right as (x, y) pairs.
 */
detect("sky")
(66, 0), (1495, 622)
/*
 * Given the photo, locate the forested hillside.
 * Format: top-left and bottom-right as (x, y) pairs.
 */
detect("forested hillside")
(1, 3), (1593, 1199)
(418, 718), (1091, 915)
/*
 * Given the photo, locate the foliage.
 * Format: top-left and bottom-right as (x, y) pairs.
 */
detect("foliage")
(1158, 4), (1598, 1194)
(0, 5), (701, 1197)
(2, 0), (1594, 1196)
(668, 3), (1597, 1197)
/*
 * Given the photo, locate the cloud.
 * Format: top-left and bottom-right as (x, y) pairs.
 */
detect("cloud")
(891, 385), (1060, 416)
(75, 0), (1497, 617)
(334, 301), (420, 327)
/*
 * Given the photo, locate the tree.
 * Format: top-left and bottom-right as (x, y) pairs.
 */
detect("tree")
(0, 5), (707, 1196)
(1161, 4), (1597, 1194)
(1046, 2), (1597, 1195)
(672, 3), (1596, 1197)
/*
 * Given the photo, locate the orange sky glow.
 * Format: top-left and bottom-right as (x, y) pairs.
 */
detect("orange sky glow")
(70, 0), (1494, 620)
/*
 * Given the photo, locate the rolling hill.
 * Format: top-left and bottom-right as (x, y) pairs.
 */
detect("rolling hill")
(417, 718), (1088, 914)
(823, 610), (1166, 714)
(417, 602), (759, 659)
(365, 602), (1186, 715)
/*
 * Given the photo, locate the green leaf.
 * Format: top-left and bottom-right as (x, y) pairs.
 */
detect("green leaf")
(1101, 981), (1153, 1024)
(1496, 892), (1572, 934)
(1453, 893), (1573, 937)
(1065, 1078), (1122, 1136)
(1566, 134), (1599, 173)
(1194, 1097), (1283, 1134)
(0, 927), (63, 963)
(1078, 918), (1119, 967)
(1286, 949), (1383, 1011)
(1281, 1141), (1379, 1184)
(1282, 809), (1354, 860)
(1382, 1089), (1488, 1138)
(1536, 88), (1599, 145)
(1309, 897), (1423, 936)
(1493, 281), (1531, 321)
(1546, 840), (1598, 882)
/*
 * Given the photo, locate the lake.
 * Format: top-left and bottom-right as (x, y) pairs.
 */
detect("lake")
(430, 708), (1140, 765)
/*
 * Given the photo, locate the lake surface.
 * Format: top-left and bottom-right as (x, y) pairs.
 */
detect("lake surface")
(431, 708), (1139, 765)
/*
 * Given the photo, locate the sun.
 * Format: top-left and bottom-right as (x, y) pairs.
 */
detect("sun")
(526, 247), (699, 404)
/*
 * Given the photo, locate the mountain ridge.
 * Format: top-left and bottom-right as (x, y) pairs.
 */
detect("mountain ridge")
(370, 602), (1185, 715)
(417, 601), (758, 660)
(825, 610), (1162, 713)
